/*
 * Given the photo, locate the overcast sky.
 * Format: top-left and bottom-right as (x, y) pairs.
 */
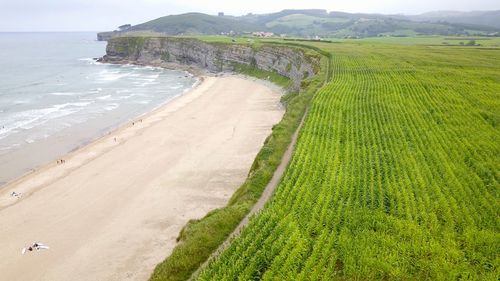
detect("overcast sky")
(1, 0), (499, 31)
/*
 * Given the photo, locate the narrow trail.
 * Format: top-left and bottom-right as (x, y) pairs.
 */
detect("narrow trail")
(189, 109), (308, 280)
(189, 50), (330, 280)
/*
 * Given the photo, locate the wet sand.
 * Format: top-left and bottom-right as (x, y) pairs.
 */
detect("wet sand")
(0, 75), (284, 281)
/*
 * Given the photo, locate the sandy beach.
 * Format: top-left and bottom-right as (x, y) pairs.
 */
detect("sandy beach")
(0, 75), (284, 281)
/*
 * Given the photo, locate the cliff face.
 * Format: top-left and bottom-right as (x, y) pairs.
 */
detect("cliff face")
(99, 37), (320, 91)
(97, 31), (119, 41)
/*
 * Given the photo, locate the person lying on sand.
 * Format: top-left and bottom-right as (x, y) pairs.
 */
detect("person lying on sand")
(11, 191), (20, 198)
(22, 242), (49, 255)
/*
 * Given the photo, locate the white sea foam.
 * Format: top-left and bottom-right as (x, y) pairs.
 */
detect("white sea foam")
(66, 102), (93, 107)
(97, 94), (135, 101)
(96, 70), (129, 82)
(49, 92), (77, 96)
(0, 102), (93, 140)
(97, 95), (113, 101)
(104, 103), (119, 111)
(134, 79), (157, 84)
(115, 94), (135, 100)
(141, 66), (163, 71)
(0, 108), (57, 139)
(13, 99), (32, 105)
(146, 74), (160, 79)
(78, 57), (102, 65)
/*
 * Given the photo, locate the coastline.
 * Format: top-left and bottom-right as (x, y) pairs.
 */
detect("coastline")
(97, 59), (208, 78)
(0, 60), (199, 188)
(0, 74), (285, 281)
(0, 72), (203, 208)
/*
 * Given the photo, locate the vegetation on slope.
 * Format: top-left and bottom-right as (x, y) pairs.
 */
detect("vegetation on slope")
(197, 41), (500, 280)
(404, 10), (500, 29)
(129, 13), (260, 35)
(149, 41), (330, 281)
(100, 10), (500, 40)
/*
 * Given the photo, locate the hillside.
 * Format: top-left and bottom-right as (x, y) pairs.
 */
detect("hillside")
(128, 13), (260, 35)
(251, 9), (500, 37)
(98, 9), (500, 40)
(405, 10), (500, 29)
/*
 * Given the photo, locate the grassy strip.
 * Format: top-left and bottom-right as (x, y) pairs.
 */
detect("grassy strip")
(149, 44), (328, 281)
(232, 63), (292, 89)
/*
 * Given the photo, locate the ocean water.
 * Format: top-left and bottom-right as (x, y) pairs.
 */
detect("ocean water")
(0, 32), (196, 186)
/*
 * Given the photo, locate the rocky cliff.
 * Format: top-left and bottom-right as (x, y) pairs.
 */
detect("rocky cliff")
(99, 37), (320, 91)
(97, 31), (120, 41)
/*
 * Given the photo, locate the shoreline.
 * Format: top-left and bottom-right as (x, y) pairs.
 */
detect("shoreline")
(0, 74), (285, 281)
(0, 67), (281, 201)
(96, 59), (208, 78)
(0, 74), (205, 210)
(0, 73), (203, 207)
(0, 61), (200, 189)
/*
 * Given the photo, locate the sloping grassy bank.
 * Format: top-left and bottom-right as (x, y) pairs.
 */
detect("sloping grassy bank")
(149, 42), (329, 281)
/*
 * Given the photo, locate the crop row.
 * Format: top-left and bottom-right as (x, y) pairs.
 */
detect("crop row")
(198, 43), (499, 280)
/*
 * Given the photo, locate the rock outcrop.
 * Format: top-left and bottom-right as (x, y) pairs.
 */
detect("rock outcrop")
(99, 37), (320, 91)
(97, 31), (120, 41)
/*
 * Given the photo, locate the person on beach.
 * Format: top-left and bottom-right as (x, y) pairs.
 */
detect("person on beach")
(11, 191), (20, 197)
(22, 242), (49, 254)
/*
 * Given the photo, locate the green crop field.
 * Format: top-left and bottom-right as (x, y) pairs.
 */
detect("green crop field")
(197, 42), (500, 280)
(346, 36), (500, 47)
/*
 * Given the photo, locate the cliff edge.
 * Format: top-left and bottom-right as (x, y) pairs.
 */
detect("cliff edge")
(99, 37), (321, 91)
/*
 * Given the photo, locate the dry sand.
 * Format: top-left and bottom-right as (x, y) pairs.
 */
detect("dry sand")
(0, 75), (284, 281)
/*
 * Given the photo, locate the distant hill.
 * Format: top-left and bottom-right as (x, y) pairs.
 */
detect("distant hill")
(254, 10), (500, 37)
(98, 9), (500, 40)
(128, 13), (260, 35)
(403, 10), (500, 29)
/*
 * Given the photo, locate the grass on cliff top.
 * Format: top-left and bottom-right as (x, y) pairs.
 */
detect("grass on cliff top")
(108, 33), (500, 49)
(149, 43), (329, 281)
(180, 34), (500, 48)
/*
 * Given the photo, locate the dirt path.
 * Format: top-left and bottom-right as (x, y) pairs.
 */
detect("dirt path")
(190, 109), (308, 280)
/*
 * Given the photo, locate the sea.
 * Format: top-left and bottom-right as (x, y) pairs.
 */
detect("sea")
(0, 32), (196, 186)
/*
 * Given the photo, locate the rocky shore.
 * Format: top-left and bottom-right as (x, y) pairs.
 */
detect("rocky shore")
(98, 37), (320, 91)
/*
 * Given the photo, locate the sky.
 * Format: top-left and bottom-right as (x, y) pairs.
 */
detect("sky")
(1, 0), (499, 31)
